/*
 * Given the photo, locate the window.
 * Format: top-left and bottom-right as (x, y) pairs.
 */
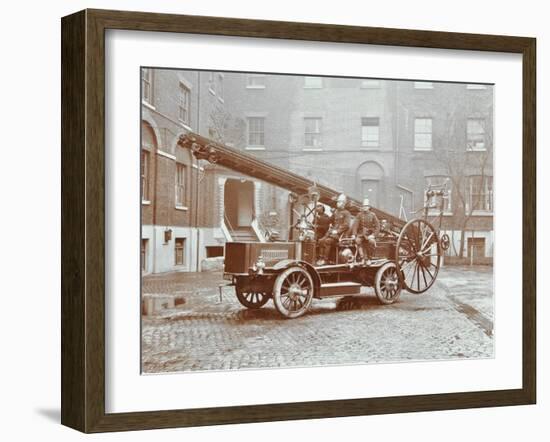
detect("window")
(175, 163), (186, 207)
(468, 176), (493, 213)
(216, 74), (224, 100)
(361, 117), (380, 148)
(141, 68), (153, 104)
(414, 81), (433, 89)
(466, 84), (488, 90)
(361, 79), (380, 88)
(247, 117), (265, 147)
(246, 74), (266, 88)
(304, 118), (322, 149)
(304, 76), (323, 88)
(425, 176), (452, 214)
(175, 238), (186, 266)
(178, 83), (190, 124)
(141, 150), (150, 201)
(414, 118), (433, 150)
(141, 239), (148, 272)
(467, 118), (486, 151)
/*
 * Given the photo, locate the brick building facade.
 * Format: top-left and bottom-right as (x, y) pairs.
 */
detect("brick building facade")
(141, 69), (493, 274)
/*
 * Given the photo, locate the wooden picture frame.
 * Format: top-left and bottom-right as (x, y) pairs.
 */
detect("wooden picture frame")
(61, 8), (536, 433)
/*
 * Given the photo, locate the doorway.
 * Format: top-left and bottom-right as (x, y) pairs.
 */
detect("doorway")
(224, 179), (255, 229)
(361, 179), (380, 207)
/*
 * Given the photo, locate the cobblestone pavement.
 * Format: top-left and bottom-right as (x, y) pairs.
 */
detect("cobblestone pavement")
(141, 265), (494, 373)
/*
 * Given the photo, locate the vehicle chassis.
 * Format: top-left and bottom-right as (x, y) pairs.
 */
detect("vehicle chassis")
(177, 132), (450, 319)
(224, 187), (450, 319)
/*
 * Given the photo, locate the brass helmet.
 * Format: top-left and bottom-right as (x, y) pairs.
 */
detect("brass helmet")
(336, 193), (347, 208)
(339, 247), (354, 263)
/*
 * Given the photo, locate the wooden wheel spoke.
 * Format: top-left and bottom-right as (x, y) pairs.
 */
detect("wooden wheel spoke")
(420, 265), (428, 288)
(282, 296), (292, 310)
(425, 265), (434, 279)
(396, 218), (441, 294)
(273, 268), (314, 318)
(375, 262), (401, 304)
(421, 231), (434, 251)
(409, 263), (417, 283)
(401, 259), (416, 272)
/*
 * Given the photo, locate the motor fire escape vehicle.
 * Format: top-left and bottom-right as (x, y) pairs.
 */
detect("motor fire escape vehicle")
(178, 133), (451, 319)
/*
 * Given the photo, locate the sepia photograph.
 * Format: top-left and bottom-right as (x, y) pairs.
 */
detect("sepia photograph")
(140, 68), (494, 374)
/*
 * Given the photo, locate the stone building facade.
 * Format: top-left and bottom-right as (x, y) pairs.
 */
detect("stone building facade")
(141, 69), (494, 274)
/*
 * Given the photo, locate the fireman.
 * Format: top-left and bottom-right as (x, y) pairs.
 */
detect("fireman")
(352, 198), (380, 265)
(317, 194), (351, 265)
(314, 203), (331, 240)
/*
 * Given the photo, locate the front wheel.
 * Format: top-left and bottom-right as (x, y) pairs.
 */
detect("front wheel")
(273, 266), (314, 319)
(374, 262), (402, 305)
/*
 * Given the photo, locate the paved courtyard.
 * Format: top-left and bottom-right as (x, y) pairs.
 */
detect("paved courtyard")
(141, 265), (494, 373)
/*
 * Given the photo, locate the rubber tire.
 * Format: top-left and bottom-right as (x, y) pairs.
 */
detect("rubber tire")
(374, 262), (402, 305)
(235, 287), (270, 309)
(273, 266), (314, 319)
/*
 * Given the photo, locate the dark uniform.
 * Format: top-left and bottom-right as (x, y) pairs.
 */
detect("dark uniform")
(318, 208), (351, 262)
(352, 210), (380, 260)
(314, 212), (331, 240)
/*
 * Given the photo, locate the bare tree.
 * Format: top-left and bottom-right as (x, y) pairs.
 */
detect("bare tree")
(431, 88), (493, 258)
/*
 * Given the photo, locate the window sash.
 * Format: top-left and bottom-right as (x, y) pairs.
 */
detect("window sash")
(247, 74), (266, 87)
(467, 119), (486, 151)
(141, 151), (149, 201)
(175, 164), (186, 206)
(247, 117), (265, 146)
(361, 118), (380, 148)
(178, 84), (190, 124)
(361, 79), (380, 88)
(304, 118), (322, 147)
(414, 81), (433, 89)
(466, 84), (488, 90)
(414, 118), (433, 150)
(175, 239), (185, 265)
(304, 76), (323, 88)
(469, 176), (493, 212)
(141, 69), (152, 103)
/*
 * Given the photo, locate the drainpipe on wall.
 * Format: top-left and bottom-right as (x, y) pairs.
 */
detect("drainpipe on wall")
(152, 139), (159, 274)
(195, 72), (201, 272)
(392, 83), (415, 216)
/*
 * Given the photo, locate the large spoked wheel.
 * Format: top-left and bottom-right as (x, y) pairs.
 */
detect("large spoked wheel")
(396, 218), (441, 294)
(374, 262), (402, 305)
(235, 286), (270, 309)
(273, 266), (314, 319)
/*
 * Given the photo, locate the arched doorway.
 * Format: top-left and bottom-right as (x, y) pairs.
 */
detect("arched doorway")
(356, 161), (385, 208)
(224, 179), (255, 228)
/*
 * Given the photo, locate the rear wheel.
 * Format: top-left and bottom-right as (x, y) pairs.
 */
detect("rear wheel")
(395, 218), (441, 294)
(273, 266), (314, 319)
(374, 262), (402, 305)
(235, 287), (270, 309)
